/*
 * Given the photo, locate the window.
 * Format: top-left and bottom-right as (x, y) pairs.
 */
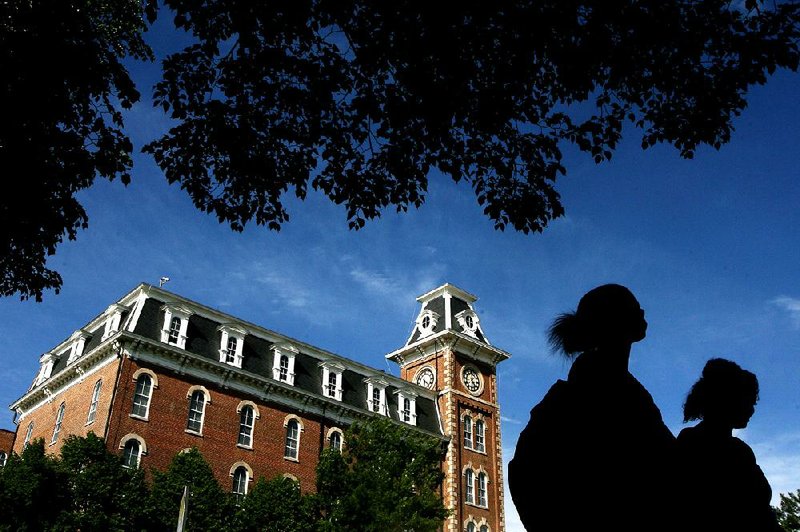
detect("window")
(232, 466), (249, 499)
(0, 451), (6, 467)
(464, 415), (473, 448)
(465, 468), (474, 504)
(271, 344), (298, 385)
(65, 331), (90, 365)
(187, 389), (207, 434)
(218, 324), (246, 368)
(416, 310), (439, 337)
(238, 405), (254, 447)
(34, 353), (57, 386)
(479, 525), (488, 532)
(456, 309), (480, 338)
(131, 373), (153, 419)
(160, 304), (192, 349)
(122, 439), (141, 468)
(364, 377), (388, 415)
(86, 379), (102, 424)
(284, 416), (303, 460)
(168, 316), (181, 343)
(102, 304), (126, 340)
(23, 422), (34, 449)
(474, 419), (485, 452)
(320, 361), (344, 401)
(477, 472), (487, 507)
(466, 524), (476, 532)
(395, 389), (417, 425)
(51, 402), (65, 444)
(328, 429), (343, 452)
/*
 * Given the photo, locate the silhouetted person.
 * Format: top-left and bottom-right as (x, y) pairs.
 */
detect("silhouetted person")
(676, 358), (782, 532)
(508, 284), (675, 531)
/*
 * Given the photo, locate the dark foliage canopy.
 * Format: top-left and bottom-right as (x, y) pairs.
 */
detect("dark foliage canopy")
(3, 0), (800, 300)
(776, 489), (800, 532)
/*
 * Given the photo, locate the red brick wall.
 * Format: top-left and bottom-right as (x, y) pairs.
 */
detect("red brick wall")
(12, 357), (123, 456)
(105, 357), (338, 494)
(0, 429), (14, 458)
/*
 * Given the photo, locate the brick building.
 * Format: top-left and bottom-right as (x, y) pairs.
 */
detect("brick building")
(8, 282), (509, 532)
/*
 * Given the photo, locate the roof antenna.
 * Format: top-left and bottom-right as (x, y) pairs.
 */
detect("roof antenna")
(159, 276), (170, 288)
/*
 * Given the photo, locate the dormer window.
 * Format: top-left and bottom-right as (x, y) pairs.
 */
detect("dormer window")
(102, 304), (127, 340)
(34, 352), (57, 386)
(394, 389), (417, 425)
(364, 377), (388, 415)
(271, 344), (298, 386)
(160, 304), (193, 349)
(319, 361), (345, 401)
(416, 310), (439, 338)
(217, 324), (246, 368)
(65, 331), (91, 365)
(455, 309), (480, 338)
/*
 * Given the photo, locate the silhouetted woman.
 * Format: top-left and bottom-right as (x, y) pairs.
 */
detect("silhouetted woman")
(509, 284), (675, 531)
(676, 358), (782, 532)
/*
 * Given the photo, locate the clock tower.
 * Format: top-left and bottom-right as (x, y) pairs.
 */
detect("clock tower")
(387, 284), (510, 532)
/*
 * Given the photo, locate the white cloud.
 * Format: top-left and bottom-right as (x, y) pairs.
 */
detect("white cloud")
(772, 296), (800, 328)
(750, 431), (800, 505)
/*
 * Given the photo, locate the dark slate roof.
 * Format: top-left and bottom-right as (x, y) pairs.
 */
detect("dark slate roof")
(407, 292), (487, 345)
(132, 294), (441, 435)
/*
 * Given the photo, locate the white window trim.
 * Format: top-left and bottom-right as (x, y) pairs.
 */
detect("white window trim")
(23, 422), (34, 450)
(326, 427), (344, 451)
(102, 304), (127, 340)
(130, 369), (158, 421)
(185, 385), (211, 436)
(364, 377), (389, 416)
(463, 414), (473, 449)
(271, 343), (298, 385)
(119, 433), (147, 468)
(416, 309), (440, 338)
(65, 330), (91, 365)
(86, 379), (102, 425)
(455, 309), (480, 338)
(283, 415), (304, 461)
(50, 402), (65, 445)
(474, 418), (486, 453)
(229, 461), (254, 496)
(319, 361), (345, 401)
(34, 352), (57, 387)
(217, 324), (247, 368)
(464, 467), (475, 504)
(476, 471), (489, 508)
(236, 401), (259, 449)
(394, 389), (418, 426)
(159, 304), (193, 349)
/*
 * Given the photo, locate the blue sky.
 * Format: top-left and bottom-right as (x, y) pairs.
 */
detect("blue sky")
(2, 23), (799, 530)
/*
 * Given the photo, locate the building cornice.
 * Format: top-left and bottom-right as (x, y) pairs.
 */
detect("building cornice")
(386, 330), (511, 368)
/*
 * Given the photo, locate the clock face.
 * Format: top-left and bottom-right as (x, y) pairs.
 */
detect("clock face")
(462, 366), (482, 395)
(416, 367), (435, 389)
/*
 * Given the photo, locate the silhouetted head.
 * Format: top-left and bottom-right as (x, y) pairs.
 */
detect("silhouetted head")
(683, 358), (759, 428)
(547, 284), (647, 357)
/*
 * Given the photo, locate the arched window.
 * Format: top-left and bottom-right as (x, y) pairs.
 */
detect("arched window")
(284, 418), (301, 460)
(23, 422), (34, 450)
(232, 465), (248, 499)
(330, 431), (342, 451)
(477, 472), (488, 507)
(225, 336), (238, 365)
(479, 525), (489, 532)
(122, 438), (141, 468)
(0, 451), (7, 467)
(187, 390), (206, 434)
(474, 419), (485, 452)
(168, 316), (182, 343)
(131, 373), (153, 418)
(87, 379), (102, 424)
(51, 402), (65, 444)
(465, 468), (474, 504)
(466, 523), (476, 532)
(463, 415), (473, 448)
(238, 405), (254, 447)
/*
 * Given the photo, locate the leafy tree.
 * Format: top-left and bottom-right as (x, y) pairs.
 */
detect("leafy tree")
(315, 417), (448, 532)
(0, 0), (154, 301)
(56, 432), (150, 532)
(4, 1), (800, 302)
(145, 0), (800, 236)
(147, 447), (234, 532)
(0, 439), (69, 532)
(776, 490), (800, 532)
(232, 475), (317, 532)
